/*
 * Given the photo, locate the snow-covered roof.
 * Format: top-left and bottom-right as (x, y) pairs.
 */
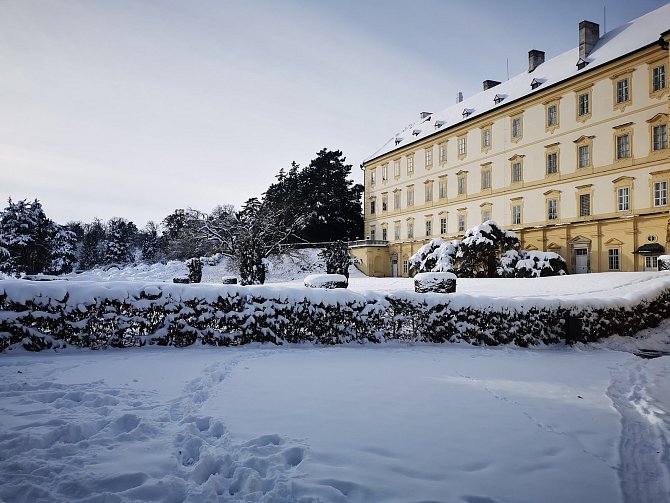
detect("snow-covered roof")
(365, 4), (670, 164)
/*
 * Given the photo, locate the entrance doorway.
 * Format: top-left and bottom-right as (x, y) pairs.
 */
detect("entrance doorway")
(645, 256), (659, 271)
(575, 248), (588, 274)
(391, 254), (398, 277)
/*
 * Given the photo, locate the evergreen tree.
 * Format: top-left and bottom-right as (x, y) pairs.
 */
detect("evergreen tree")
(0, 198), (53, 275)
(140, 221), (162, 263)
(46, 225), (78, 275)
(457, 221), (520, 278)
(319, 240), (351, 278)
(103, 218), (138, 265)
(297, 149), (363, 242)
(79, 219), (106, 270)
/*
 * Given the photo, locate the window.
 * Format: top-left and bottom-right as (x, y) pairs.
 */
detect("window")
(653, 124), (668, 151)
(608, 249), (620, 271)
(403, 260), (409, 274)
(578, 92), (590, 117)
(382, 193), (388, 212)
(481, 127), (491, 149)
(394, 222), (401, 240)
(382, 164), (388, 181)
(407, 155), (414, 174)
(481, 208), (491, 222)
(407, 221), (414, 239)
(440, 217), (447, 234)
(424, 181), (433, 202)
(425, 148), (433, 168)
(512, 162), (523, 183)
(578, 144), (590, 168)
(547, 199), (558, 221)
(616, 78), (629, 104)
(617, 186), (630, 211)
(653, 64), (666, 93)
(546, 152), (558, 175)
(370, 200), (376, 215)
(369, 226), (376, 240)
(458, 214), (466, 233)
(439, 177), (448, 199)
(547, 104), (558, 127)
(579, 194), (591, 217)
(382, 227), (387, 241)
(654, 181), (668, 206)
(406, 186), (414, 207)
(439, 143), (447, 163)
(511, 116), (522, 140)
(370, 170), (376, 186)
(511, 204), (522, 225)
(616, 134), (630, 160)
(457, 174), (467, 195)
(458, 136), (467, 157)
(393, 190), (401, 210)
(425, 220), (432, 236)
(394, 159), (400, 178)
(481, 168), (491, 190)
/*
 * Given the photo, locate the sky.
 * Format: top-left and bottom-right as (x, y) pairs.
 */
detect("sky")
(0, 0), (667, 227)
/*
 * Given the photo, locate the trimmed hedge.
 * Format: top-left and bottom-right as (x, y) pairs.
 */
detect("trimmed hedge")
(1, 277), (670, 351)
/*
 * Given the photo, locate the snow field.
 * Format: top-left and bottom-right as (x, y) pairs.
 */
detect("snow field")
(2, 331), (670, 502)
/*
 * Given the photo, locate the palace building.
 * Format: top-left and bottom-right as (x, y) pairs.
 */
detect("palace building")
(351, 4), (670, 276)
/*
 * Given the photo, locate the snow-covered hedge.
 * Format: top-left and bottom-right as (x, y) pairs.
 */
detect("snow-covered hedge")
(304, 274), (348, 289)
(414, 272), (456, 293)
(1, 278), (670, 351)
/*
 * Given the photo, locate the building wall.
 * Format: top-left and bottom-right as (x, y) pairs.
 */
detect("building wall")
(360, 39), (670, 276)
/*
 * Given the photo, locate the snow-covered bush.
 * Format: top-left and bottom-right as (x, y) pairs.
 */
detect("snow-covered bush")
(319, 241), (351, 278)
(411, 222), (567, 279)
(2, 276), (670, 352)
(659, 255), (670, 271)
(414, 272), (456, 293)
(409, 238), (459, 275)
(186, 258), (202, 283)
(222, 276), (237, 284)
(304, 274), (348, 289)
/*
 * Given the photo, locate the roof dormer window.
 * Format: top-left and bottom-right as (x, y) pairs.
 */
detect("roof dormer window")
(494, 94), (505, 105)
(576, 58), (588, 70)
(434, 120), (446, 129)
(412, 129), (421, 136)
(531, 78), (543, 89)
(462, 108), (473, 118)
(395, 137), (403, 145)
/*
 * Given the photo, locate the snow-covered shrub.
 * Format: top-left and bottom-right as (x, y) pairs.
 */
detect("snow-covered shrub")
(319, 241), (351, 278)
(222, 276), (237, 284)
(514, 251), (567, 278)
(1, 277), (669, 352)
(457, 221), (520, 278)
(414, 272), (456, 293)
(304, 274), (348, 289)
(409, 238), (459, 274)
(659, 255), (670, 271)
(186, 258), (202, 283)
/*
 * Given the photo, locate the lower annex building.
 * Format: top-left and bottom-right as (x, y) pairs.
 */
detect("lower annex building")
(351, 5), (670, 276)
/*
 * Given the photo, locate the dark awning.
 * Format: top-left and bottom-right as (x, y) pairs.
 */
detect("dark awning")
(634, 243), (665, 255)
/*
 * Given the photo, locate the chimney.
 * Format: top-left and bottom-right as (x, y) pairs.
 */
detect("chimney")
(456, 91), (463, 103)
(579, 20), (599, 59)
(528, 50), (545, 73)
(483, 79), (501, 90)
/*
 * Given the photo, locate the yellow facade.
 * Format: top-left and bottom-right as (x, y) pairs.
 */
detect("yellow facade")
(356, 9), (670, 276)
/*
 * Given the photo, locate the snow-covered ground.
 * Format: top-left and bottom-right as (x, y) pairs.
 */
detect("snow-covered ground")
(3, 257), (670, 501)
(2, 324), (670, 502)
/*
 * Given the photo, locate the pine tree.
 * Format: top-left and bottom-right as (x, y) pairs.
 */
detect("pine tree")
(46, 225), (78, 275)
(140, 221), (162, 263)
(0, 198), (53, 275)
(79, 219), (106, 270)
(103, 218), (137, 265)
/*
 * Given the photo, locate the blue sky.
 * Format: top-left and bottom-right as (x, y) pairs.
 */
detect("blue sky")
(0, 0), (666, 226)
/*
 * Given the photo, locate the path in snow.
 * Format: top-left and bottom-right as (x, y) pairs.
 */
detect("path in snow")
(0, 349), (308, 502)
